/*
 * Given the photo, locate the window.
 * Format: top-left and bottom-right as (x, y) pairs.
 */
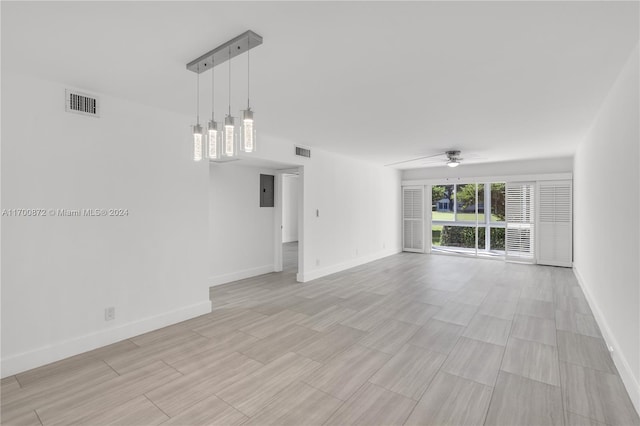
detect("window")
(431, 182), (506, 258)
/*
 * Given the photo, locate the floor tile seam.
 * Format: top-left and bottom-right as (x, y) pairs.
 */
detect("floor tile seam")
(176, 349), (267, 376)
(303, 343), (394, 400)
(565, 409), (615, 426)
(555, 303), (570, 426)
(406, 319), (491, 423)
(556, 328), (607, 345)
(142, 377), (220, 420)
(554, 325), (602, 339)
(102, 359), (122, 377)
(386, 317), (431, 329)
(497, 365), (562, 388)
(513, 310), (555, 321)
(33, 408), (44, 426)
(12, 374), (25, 389)
(208, 387), (254, 419)
(239, 346), (290, 366)
(507, 335), (558, 350)
(295, 341), (373, 368)
(513, 334), (561, 350)
(404, 341), (451, 358)
(482, 307), (515, 426)
(429, 316), (474, 327)
(459, 333), (509, 348)
(310, 377), (371, 424)
(97, 365), (185, 411)
(452, 297), (489, 309)
(477, 311), (516, 321)
(558, 358), (623, 379)
(366, 358), (441, 402)
(143, 393), (171, 420)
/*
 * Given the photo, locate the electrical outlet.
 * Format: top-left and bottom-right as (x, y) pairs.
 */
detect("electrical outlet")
(316, 258), (320, 266)
(355, 248), (359, 256)
(105, 307), (115, 321)
(383, 242), (386, 249)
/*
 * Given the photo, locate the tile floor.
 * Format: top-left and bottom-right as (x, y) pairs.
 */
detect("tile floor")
(1, 246), (638, 425)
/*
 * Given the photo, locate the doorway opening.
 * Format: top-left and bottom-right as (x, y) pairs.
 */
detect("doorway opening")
(273, 166), (303, 281)
(281, 173), (299, 274)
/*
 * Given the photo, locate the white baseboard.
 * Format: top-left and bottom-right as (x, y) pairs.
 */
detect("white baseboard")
(1, 300), (212, 378)
(573, 265), (640, 415)
(299, 247), (402, 283)
(209, 264), (275, 287)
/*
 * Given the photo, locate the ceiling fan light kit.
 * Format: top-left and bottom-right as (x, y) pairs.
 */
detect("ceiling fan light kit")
(446, 150), (461, 167)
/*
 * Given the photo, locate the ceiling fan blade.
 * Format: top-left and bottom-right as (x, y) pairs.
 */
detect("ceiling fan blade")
(460, 153), (488, 160)
(384, 152), (444, 167)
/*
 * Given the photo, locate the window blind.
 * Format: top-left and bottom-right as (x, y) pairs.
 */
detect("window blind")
(505, 182), (535, 262)
(402, 187), (424, 252)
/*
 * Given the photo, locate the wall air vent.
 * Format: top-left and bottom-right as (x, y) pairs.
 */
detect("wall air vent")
(65, 89), (99, 117)
(295, 146), (311, 158)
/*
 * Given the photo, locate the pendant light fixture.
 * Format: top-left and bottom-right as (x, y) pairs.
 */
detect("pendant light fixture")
(223, 45), (237, 158)
(186, 30), (262, 163)
(207, 64), (220, 160)
(240, 39), (256, 153)
(192, 65), (203, 162)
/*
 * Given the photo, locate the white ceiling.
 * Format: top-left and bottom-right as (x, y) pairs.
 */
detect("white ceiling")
(2, 1), (638, 168)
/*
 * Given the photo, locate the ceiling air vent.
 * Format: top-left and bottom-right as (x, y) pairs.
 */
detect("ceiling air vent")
(295, 146), (311, 158)
(65, 89), (99, 117)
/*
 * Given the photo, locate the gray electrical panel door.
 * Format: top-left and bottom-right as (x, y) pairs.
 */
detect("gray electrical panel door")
(260, 174), (275, 207)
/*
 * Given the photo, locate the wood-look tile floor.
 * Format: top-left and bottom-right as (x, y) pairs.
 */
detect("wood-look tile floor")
(2, 244), (639, 426)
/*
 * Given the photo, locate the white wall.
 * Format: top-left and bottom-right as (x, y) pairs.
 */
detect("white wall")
(402, 157), (573, 181)
(299, 149), (402, 281)
(235, 134), (403, 282)
(574, 45), (640, 412)
(209, 164), (277, 285)
(282, 175), (299, 243)
(1, 73), (211, 377)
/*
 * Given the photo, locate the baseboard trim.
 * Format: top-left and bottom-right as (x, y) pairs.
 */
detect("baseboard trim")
(573, 265), (640, 415)
(1, 300), (212, 378)
(299, 248), (402, 282)
(209, 264), (275, 287)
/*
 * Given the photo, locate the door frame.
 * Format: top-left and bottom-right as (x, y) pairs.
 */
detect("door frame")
(273, 167), (304, 281)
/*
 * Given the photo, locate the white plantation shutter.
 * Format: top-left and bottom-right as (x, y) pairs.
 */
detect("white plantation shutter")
(537, 180), (572, 267)
(403, 186), (424, 252)
(505, 182), (535, 262)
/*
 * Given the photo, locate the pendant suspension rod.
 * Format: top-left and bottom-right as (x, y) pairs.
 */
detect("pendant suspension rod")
(196, 64), (200, 125)
(211, 60), (216, 121)
(247, 42), (250, 109)
(228, 46), (231, 116)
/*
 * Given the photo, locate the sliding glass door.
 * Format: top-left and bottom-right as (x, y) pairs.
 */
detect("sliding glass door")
(431, 182), (506, 258)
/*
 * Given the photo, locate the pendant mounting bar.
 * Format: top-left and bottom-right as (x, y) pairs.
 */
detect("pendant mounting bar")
(186, 30), (263, 74)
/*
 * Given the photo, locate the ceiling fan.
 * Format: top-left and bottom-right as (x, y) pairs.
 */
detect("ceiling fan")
(385, 150), (468, 168)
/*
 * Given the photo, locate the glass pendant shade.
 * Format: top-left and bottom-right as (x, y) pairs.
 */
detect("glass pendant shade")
(447, 159), (460, 168)
(193, 124), (203, 162)
(240, 108), (256, 153)
(223, 115), (236, 157)
(207, 120), (220, 160)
